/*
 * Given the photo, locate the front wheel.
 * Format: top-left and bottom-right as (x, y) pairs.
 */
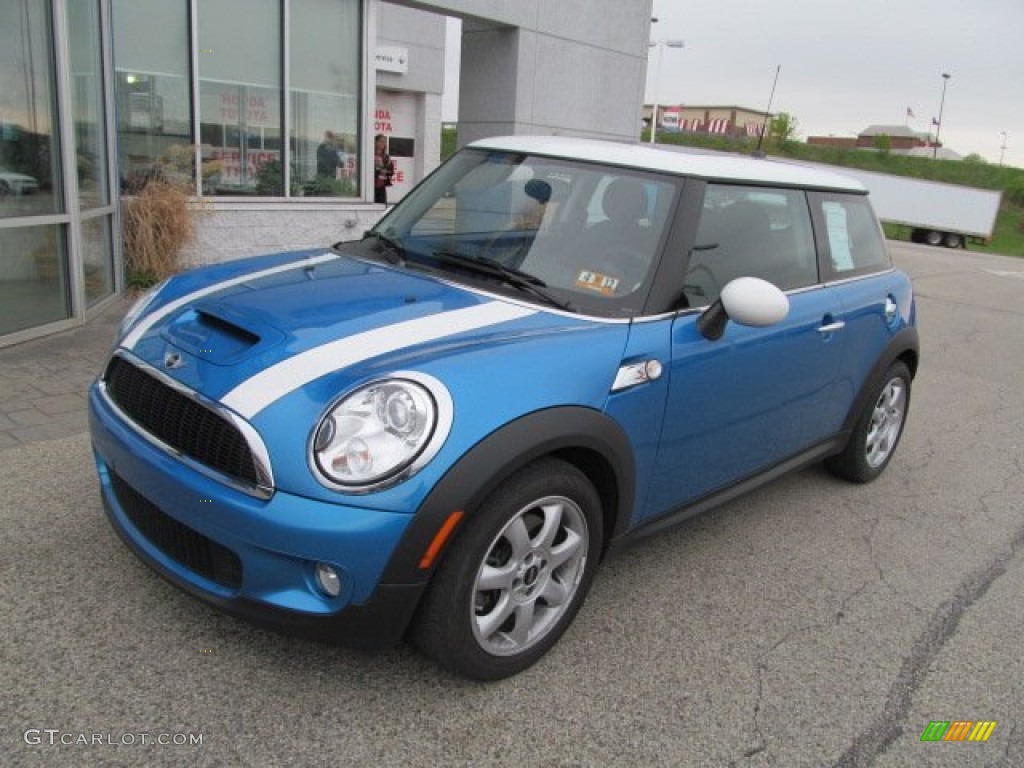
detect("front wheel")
(411, 458), (602, 680)
(826, 361), (911, 483)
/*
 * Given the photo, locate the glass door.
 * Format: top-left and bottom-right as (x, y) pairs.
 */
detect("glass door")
(0, 0), (70, 336)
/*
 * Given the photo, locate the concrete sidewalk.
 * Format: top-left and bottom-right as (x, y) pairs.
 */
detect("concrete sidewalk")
(0, 297), (130, 450)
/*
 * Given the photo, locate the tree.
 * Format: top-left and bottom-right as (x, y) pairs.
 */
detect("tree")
(768, 112), (799, 145)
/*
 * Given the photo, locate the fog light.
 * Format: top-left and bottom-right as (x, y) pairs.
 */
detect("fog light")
(315, 562), (342, 597)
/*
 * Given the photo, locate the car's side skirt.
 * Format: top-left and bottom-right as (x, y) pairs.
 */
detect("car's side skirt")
(605, 434), (849, 557)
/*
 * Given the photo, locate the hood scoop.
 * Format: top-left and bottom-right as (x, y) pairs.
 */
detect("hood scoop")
(160, 303), (281, 365)
(196, 310), (260, 346)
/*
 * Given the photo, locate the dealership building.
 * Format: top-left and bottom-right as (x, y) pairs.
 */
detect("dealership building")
(1, 0), (651, 347)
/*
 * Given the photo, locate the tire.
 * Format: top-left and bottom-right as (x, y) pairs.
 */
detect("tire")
(923, 230), (944, 247)
(411, 457), (602, 680)
(943, 232), (963, 248)
(826, 362), (911, 483)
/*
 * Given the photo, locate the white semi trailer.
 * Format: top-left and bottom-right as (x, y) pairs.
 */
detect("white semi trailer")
(807, 165), (1002, 249)
(669, 145), (1003, 248)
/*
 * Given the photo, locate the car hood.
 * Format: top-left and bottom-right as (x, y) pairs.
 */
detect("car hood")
(0, 170), (37, 182)
(120, 248), (606, 419)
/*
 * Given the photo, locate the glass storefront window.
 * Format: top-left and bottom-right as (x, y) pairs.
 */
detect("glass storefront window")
(110, 0), (363, 200)
(2, 1), (117, 345)
(82, 214), (114, 307)
(112, 0), (192, 193)
(0, 224), (69, 336)
(291, 0), (361, 198)
(199, 0), (282, 196)
(0, 0), (63, 218)
(68, 0), (110, 209)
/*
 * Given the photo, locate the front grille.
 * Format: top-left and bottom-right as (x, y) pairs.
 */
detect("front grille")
(111, 471), (243, 590)
(104, 355), (260, 487)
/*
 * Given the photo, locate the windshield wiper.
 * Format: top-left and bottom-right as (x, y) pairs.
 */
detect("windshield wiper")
(431, 250), (576, 312)
(358, 230), (406, 265)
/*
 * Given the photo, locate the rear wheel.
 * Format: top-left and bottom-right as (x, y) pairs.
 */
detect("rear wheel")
(826, 362), (911, 483)
(943, 232), (963, 248)
(411, 458), (602, 680)
(923, 230), (944, 247)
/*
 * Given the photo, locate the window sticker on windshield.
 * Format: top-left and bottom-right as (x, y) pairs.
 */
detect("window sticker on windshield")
(823, 202), (854, 271)
(576, 270), (620, 296)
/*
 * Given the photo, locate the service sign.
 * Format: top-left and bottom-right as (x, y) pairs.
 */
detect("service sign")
(376, 46), (409, 74)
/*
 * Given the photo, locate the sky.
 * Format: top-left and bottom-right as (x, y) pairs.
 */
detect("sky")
(444, 1), (1024, 169)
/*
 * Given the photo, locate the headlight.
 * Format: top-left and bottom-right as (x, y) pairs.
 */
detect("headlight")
(311, 374), (453, 491)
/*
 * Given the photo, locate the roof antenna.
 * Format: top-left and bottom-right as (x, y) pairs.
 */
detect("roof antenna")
(754, 65), (781, 158)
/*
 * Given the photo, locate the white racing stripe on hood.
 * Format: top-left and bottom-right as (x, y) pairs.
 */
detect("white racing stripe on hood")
(122, 251), (341, 350)
(221, 301), (538, 419)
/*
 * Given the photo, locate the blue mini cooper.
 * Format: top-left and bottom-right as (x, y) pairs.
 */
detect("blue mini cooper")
(90, 136), (917, 680)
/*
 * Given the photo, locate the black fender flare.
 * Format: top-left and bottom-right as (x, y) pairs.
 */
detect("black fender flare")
(377, 406), (637, 587)
(841, 326), (920, 436)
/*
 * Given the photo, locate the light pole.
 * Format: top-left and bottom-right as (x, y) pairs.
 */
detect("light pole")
(932, 72), (951, 159)
(1000, 131), (1008, 166)
(648, 39), (684, 144)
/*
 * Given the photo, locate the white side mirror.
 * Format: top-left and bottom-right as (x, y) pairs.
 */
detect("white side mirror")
(720, 277), (789, 327)
(697, 277), (789, 340)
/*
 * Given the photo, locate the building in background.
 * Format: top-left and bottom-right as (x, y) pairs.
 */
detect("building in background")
(1, 0), (653, 347)
(807, 124), (962, 160)
(644, 104), (771, 139)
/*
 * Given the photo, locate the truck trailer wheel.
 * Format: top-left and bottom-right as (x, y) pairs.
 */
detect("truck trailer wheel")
(943, 232), (963, 248)
(923, 230), (944, 247)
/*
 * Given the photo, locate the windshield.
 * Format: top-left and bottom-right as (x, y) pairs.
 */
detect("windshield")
(365, 148), (680, 316)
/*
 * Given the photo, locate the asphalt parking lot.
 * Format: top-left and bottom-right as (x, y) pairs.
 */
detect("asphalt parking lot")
(2, 242), (1022, 767)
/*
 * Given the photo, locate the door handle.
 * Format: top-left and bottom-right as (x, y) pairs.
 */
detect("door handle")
(817, 321), (846, 334)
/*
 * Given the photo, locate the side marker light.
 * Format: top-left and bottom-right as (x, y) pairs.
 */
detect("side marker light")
(419, 510), (465, 569)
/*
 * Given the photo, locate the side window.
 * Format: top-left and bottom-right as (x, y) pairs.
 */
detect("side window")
(815, 194), (891, 277)
(684, 184), (818, 306)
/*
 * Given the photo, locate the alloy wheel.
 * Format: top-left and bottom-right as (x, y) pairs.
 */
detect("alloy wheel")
(470, 495), (589, 656)
(865, 377), (907, 468)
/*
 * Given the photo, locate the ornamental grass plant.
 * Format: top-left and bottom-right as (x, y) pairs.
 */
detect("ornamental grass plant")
(122, 178), (194, 289)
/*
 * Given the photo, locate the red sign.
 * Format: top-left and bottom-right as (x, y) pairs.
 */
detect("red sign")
(211, 148), (279, 184)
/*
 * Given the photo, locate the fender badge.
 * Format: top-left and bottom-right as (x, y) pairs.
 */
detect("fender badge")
(611, 359), (663, 392)
(164, 351), (185, 369)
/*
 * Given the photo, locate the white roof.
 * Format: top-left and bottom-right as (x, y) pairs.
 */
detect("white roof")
(859, 124), (924, 139)
(468, 135), (866, 193)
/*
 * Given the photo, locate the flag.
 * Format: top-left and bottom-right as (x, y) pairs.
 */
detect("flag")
(906, 107), (916, 119)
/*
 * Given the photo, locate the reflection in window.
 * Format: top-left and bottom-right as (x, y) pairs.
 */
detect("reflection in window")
(290, 0), (361, 198)
(0, 225), (69, 335)
(110, 0), (363, 200)
(112, 0), (192, 193)
(0, 0), (62, 218)
(199, 0), (281, 196)
(68, 0), (109, 209)
(82, 215), (114, 307)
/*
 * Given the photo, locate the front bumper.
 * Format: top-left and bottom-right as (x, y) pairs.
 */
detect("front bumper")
(89, 384), (424, 649)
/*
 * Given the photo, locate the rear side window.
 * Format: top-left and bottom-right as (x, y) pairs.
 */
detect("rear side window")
(811, 193), (891, 278)
(683, 184), (818, 306)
